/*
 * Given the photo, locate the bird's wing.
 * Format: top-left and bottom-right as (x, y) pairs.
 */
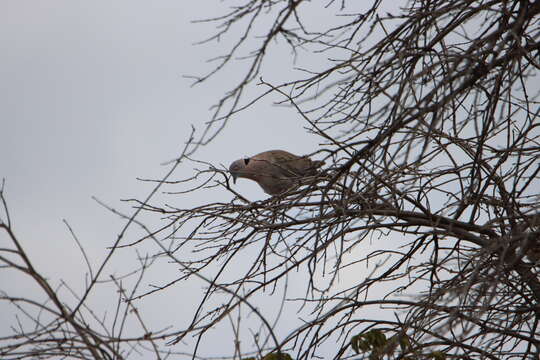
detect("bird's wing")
(264, 150), (310, 176)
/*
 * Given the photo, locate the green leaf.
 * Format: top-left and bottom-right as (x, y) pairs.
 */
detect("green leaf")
(369, 330), (387, 348)
(399, 334), (411, 351)
(351, 334), (371, 353)
(262, 352), (293, 360)
(429, 351), (446, 360)
(351, 329), (389, 354)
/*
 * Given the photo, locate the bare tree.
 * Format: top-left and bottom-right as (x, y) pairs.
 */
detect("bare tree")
(0, 179), (176, 359)
(140, 1), (540, 359)
(2, 1), (540, 359)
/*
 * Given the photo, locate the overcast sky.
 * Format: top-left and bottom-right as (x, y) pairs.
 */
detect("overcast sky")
(0, 1), (336, 357)
(3, 1), (535, 358)
(3, 0), (502, 358)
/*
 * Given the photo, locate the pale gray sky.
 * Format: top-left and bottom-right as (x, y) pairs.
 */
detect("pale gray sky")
(1, 2), (531, 359)
(0, 1), (329, 357)
(3, 1), (508, 358)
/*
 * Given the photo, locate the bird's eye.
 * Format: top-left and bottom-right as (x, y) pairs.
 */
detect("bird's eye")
(243, 158), (250, 165)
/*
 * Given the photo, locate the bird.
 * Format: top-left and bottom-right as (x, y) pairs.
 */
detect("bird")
(228, 150), (324, 195)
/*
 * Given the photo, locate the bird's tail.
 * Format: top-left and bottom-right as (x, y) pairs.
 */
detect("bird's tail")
(312, 160), (325, 169)
(304, 160), (325, 176)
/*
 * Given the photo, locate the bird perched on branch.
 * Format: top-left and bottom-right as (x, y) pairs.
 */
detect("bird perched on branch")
(229, 150), (324, 195)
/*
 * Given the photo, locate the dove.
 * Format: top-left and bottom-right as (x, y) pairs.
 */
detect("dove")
(228, 150), (324, 195)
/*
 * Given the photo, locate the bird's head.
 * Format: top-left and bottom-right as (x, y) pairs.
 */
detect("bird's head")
(228, 158), (251, 184)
